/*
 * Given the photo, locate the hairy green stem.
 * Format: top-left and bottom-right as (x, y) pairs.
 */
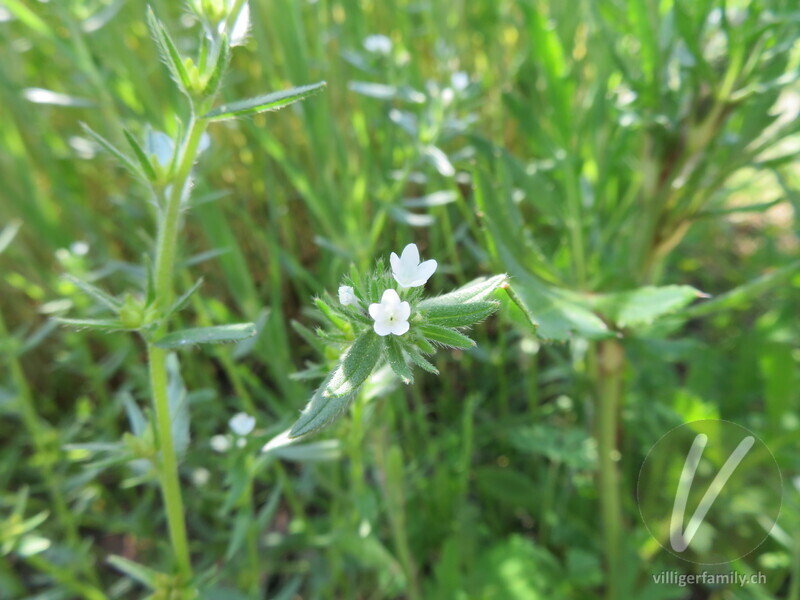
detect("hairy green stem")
(147, 100), (211, 581)
(147, 345), (192, 579)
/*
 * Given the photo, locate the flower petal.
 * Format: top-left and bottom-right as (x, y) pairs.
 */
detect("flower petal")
(390, 319), (410, 336)
(393, 272), (414, 287)
(416, 259), (437, 284)
(373, 318), (393, 336)
(400, 243), (420, 267)
(390, 252), (401, 274)
(368, 303), (383, 319)
(397, 301), (411, 322)
(381, 288), (401, 306)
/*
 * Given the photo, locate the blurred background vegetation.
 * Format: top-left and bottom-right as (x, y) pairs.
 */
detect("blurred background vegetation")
(1, 0), (799, 598)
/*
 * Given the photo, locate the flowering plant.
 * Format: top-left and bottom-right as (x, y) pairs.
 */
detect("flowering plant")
(289, 243), (506, 437)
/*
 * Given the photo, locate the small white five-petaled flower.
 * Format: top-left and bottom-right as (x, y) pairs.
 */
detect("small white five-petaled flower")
(229, 412), (256, 436)
(369, 289), (411, 336)
(390, 243), (437, 288)
(338, 285), (358, 307)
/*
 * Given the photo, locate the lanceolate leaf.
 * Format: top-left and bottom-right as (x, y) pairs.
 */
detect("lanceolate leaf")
(324, 330), (381, 398)
(419, 274), (507, 307)
(146, 7), (191, 92)
(419, 324), (476, 349)
(164, 277), (204, 320)
(289, 330), (382, 438)
(80, 122), (143, 179)
(422, 300), (499, 327)
(385, 336), (413, 384)
(122, 129), (157, 181)
(406, 346), (439, 375)
(289, 372), (355, 439)
(55, 317), (124, 331)
(63, 274), (122, 312)
(154, 323), (257, 349)
(203, 81), (327, 121)
(203, 37), (230, 97)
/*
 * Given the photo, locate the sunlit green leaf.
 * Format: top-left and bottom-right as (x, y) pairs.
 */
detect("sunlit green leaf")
(154, 323), (257, 348)
(203, 81), (327, 121)
(419, 324), (475, 349)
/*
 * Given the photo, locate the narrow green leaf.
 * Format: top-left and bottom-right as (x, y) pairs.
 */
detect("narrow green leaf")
(419, 274), (508, 308)
(63, 274), (121, 311)
(122, 129), (157, 181)
(289, 331), (382, 438)
(55, 317), (123, 331)
(314, 297), (350, 333)
(164, 277), (204, 320)
(203, 37), (230, 97)
(416, 337), (436, 354)
(146, 7), (191, 92)
(324, 330), (382, 398)
(288, 375), (355, 439)
(203, 81), (327, 121)
(107, 555), (159, 589)
(154, 323), (257, 349)
(406, 347), (439, 375)
(420, 324), (475, 349)
(80, 122), (143, 179)
(385, 336), (413, 384)
(423, 300), (499, 327)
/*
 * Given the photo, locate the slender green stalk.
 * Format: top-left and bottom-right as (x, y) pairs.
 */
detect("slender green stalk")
(147, 344), (192, 579)
(154, 107), (209, 307)
(592, 340), (624, 600)
(146, 99), (212, 582)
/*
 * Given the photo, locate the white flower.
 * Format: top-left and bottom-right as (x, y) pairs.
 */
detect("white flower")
(210, 434), (231, 453)
(229, 412), (255, 436)
(338, 285), (358, 306)
(451, 71), (469, 91)
(364, 34), (392, 55)
(369, 289), (411, 336)
(390, 243), (437, 288)
(192, 468), (211, 486)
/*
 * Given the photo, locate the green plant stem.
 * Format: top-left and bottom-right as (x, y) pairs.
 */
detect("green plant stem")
(154, 107), (209, 306)
(147, 100), (212, 582)
(147, 345), (192, 579)
(592, 340), (624, 600)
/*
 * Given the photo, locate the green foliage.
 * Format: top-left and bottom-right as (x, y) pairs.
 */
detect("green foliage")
(1, 0), (799, 598)
(153, 323), (257, 349)
(203, 81), (328, 121)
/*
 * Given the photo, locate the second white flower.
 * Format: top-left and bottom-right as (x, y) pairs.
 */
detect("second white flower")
(369, 289), (411, 336)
